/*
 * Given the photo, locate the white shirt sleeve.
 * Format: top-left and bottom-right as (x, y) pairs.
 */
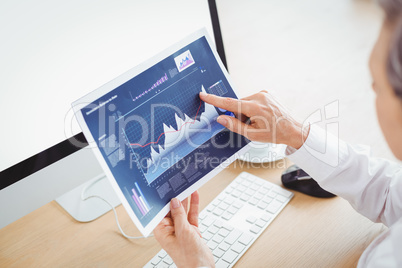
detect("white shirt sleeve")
(286, 125), (402, 227)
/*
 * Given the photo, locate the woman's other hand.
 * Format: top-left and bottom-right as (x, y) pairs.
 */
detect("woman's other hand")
(154, 191), (215, 268)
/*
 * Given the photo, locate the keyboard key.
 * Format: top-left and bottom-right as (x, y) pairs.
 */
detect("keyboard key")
(274, 187), (293, 198)
(267, 190), (277, 198)
(158, 250), (167, 258)
(214, 255), (219, 264)
(263, 184), (272, 190)
(224, 229), (242, 245)
(222, 211), (233, 220)
(213, 220), (223, 228)
(255, 219), (266, 228)
(208, 225), (219, 234)
(246, 188), (256, 196)
(212, 199), (221, 206)
(237, 185), (247, 192)
(239, 173), (247, 178)
(250, 225), (262, 234)
(203, 231), (213, 241)
(248, 197), (259, 206)
(246, 216), (257, 224)
(257, 201), (269, 210)
(239, 173), (248, 179)
(207, 240), (218, 250)
(232, 201), (243, 209)
(231, 181), (240, 188)
(212, 234), (224, 244)
(232, 189), (242, 197)
(216, 259), (230, 268)
(225, 187), (234, 194)
(223, 197), (235, 205)
(250, 225), (261, 234)
(238, 233), (253, 246)
(276, 195), (288, 203)
(218, 242), (230, 251)
(213, 207), (225, 216)
(266, 200), (282, 214)
(207, 205), (216, 212)
(150, 256), (162, 265)
(254, 192), (264, 200)
(157, 262), (170, 268)
(218, 228), (230, 237)
(222, 250), (239, 264)
(241, 180), (252, 187)
(202, 216), (214, 227)
(261, 214), (272, 222)
(199, 212), (207, 220)
(253, 180), (263, 186)
(227, 206), (238, 215)
(213, 248), (225, 258)
(218, 202), (230, 210)
(239, 193), (250, 202)
(199, 224), (207, 233)
(246, 175), (256, 182)
(250, 182), (261, 191)
(163, 255), (174, 265)
(231, 242), (246, 254)
(258, 188), (269, 195)
(263, 196), (273, 204)
(222, 224), (234, 232)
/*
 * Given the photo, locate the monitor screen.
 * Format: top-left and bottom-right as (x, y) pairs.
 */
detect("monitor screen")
(0, 0), (215, 173)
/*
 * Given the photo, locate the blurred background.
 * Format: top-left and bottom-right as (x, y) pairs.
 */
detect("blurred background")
(217, 0), (398, 161)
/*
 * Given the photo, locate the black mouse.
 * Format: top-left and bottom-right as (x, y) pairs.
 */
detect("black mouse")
(281, 165), (336, 198)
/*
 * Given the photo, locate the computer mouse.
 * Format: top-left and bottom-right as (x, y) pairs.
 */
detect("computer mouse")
(281, 165), (336, 198)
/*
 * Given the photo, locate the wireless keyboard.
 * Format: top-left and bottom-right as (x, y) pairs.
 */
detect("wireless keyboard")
(144, 172), (293, 268)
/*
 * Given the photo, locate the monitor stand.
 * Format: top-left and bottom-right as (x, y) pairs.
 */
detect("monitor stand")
(55, 174), (121, 222)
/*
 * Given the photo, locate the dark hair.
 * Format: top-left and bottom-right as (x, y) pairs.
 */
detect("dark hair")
(378, 0), (402, 98)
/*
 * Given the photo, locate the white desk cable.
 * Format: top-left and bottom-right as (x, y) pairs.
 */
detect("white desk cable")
(81, 176), (153, 240)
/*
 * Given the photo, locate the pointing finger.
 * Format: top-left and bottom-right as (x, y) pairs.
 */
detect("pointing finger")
(199, 92), (252, 117)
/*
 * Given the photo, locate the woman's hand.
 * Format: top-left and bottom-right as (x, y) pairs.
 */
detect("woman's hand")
(154, 191), (215, 268)
(200, 90), (309, 149)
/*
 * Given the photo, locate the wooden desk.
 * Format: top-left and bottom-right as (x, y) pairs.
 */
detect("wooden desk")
(0, 158), (385, 267)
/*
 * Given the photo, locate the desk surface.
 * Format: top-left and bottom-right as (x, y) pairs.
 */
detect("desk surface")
(0, 158), (385, 267)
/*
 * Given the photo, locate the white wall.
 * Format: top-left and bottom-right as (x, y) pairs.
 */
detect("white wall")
(218, 0), (398, 161)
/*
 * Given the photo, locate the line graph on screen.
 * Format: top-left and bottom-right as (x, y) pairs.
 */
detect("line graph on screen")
(129, 99), (202, 148)
(123, 83), (224, 184)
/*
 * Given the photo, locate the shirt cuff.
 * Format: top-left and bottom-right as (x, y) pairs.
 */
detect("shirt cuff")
(285, 124), (348, 183)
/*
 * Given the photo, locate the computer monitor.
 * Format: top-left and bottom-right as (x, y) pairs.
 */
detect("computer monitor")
(0, 0), (227, 229)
